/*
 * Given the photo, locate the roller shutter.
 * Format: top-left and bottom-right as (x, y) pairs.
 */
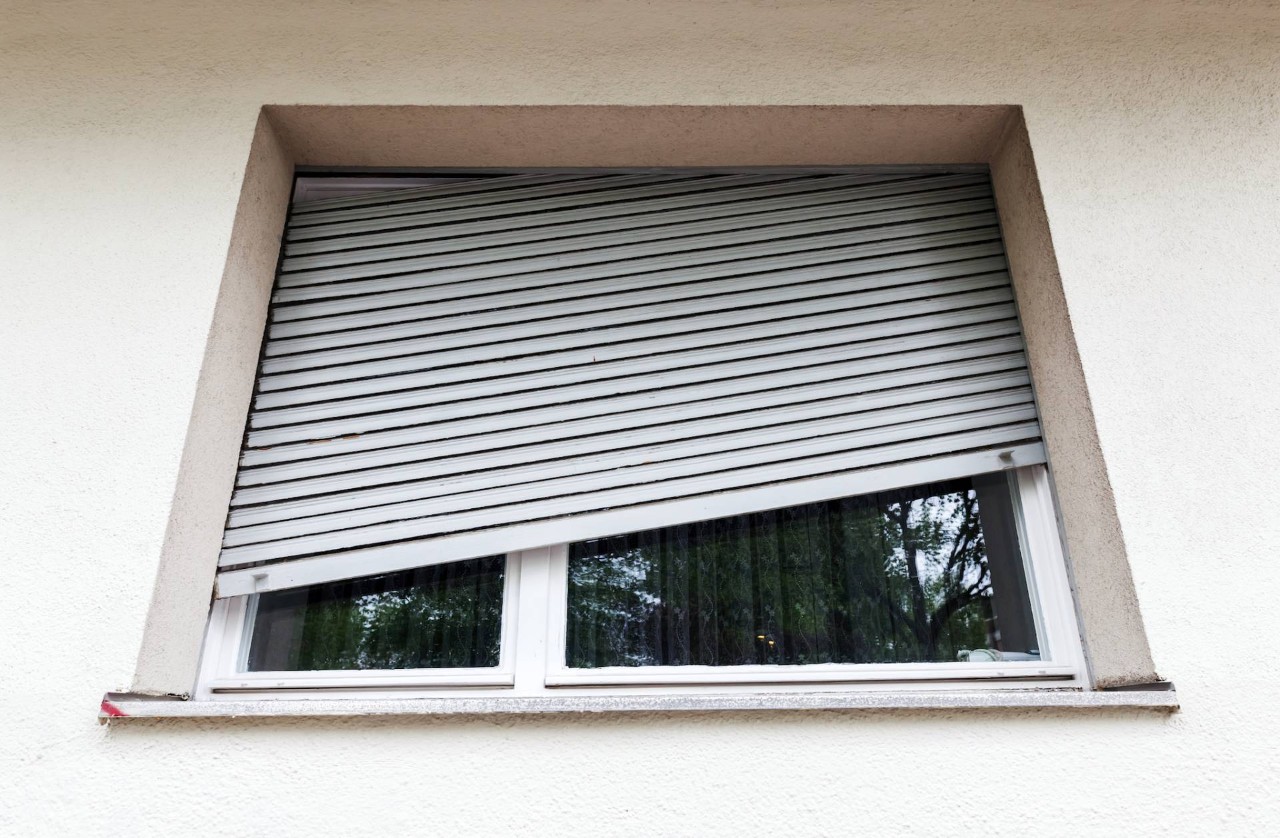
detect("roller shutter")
(216, 171), (1045, 597)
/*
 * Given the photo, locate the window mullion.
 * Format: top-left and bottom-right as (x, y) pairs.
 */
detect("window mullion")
(509, 546), (561, 694)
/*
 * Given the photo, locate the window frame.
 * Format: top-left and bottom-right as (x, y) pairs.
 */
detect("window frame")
(196, 465), (1087, 699)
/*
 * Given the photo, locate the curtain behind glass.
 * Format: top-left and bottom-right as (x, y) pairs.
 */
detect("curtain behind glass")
(246, 556), (505, 671)
(567, 476), (1038, 668)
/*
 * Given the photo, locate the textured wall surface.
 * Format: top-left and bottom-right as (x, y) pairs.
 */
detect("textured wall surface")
(2, 1), (1278, 834)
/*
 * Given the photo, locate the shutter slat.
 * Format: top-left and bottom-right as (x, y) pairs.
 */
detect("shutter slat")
(276, 196), (997, 288)
(251, 326), (1026, 437)
(265, 257), (1006, 360)
(217, 441), (1046, 597)
(254, 287), (1013, 412)
(282, 175), (983, 264)
(286, 174), (895, 247)
(219, 415), (1043, 566)
(272, 213), (997, 305)
(267, 250), (1007, 341)
(241, 337), (1025, 469)
(236, 373), (1033, 501)
(215, 171), (1047, 595)
(263, 291), (1012, 397)
(272, 234), (1002, 324)
(264, 227), (1004, 377)
(246, 325), (1026, 448)
(249, 281), (1013, 411)
(226, 392), (1036, 534)
(289, 173), (620, 221)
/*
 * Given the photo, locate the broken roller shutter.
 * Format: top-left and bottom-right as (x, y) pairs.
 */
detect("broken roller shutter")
(216, 170), (1046, 597)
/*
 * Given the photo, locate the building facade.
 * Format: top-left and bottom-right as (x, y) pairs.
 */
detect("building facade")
(3, 1), (1278, 834)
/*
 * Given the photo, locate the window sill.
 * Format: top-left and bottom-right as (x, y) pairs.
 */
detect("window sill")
(99, 687), (1177, 722)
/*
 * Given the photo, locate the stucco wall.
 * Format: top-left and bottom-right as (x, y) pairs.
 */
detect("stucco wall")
(2, 1), (1278, 834)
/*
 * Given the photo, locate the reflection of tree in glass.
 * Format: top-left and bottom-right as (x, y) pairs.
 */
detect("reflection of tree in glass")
(567, 479), (1000, 668)
(248, 557), (504, 671)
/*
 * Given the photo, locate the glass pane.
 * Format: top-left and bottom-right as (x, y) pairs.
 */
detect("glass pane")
(244, 556), (505, 671)
(566, 475), (1040, 668)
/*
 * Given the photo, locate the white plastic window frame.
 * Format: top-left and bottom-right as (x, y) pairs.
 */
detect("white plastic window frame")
(196, 466), (1086, 700)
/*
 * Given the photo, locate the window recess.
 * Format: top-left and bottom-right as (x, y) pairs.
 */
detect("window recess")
(199, 170), (1086, 698)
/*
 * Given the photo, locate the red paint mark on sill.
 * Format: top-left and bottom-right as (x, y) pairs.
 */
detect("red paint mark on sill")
(99, 698), (128, 718)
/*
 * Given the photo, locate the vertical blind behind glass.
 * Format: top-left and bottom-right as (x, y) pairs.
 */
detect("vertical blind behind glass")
(566, 475), (1039, 668)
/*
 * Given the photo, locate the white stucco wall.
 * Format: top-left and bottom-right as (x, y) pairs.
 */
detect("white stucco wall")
(2, 1), (1278, 834)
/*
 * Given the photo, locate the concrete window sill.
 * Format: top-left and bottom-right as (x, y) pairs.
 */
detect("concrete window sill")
(100, 688), (1178, 722)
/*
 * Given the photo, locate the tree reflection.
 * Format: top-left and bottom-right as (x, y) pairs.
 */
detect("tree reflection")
(247, 556), (505, 671)
(567, 479), (1004, 667)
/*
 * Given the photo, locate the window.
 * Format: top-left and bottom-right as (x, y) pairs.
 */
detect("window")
(247, 557), (507, 671)
(564, 476), (1034, 671)
(198, 170), (1085, 699)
